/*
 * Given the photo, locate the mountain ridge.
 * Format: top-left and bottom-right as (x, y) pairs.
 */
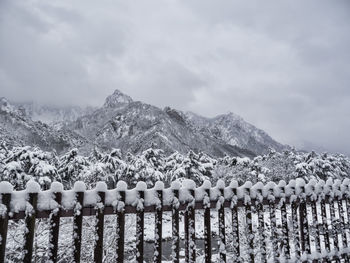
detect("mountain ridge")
(0, 90), (289, 157)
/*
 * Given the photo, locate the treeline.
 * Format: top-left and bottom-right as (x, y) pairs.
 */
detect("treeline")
(0, 142), (349, 190)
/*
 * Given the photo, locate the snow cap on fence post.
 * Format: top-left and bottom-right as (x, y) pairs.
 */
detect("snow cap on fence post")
(324, 178), (333, 195)
(238, 181), (252, 199)
(198, 180), (212, 202)
(216, 179), (225, 189)
(242, 181), (253, 189)
(306, 179), (318, 200)
(315, 180), (325, 195)
(182, 179), (196, 190)
(278, 180), (286, 188)
(285, 179), (296, 197)
(0, 181), (13, 194)
(201, 180), (211, 190)
(263, 181), (276, 198)
(341, 178), (350, 195)
(171, 180), (181, 190)
(95, 182), (108, 192)
(154, 181), (164, 191)
(136, 181), (147, 191)
(251, 181), (264, 199)
(229, 180), (238, 189)
(295, 178), (306, 195)
(73, 181), (86, 192)
(26, 180), (40, 193)
(215, 180), (225, 204)
(333, 179), (342, 197)
(305, 179), (317, 195)
(182, 179), (195, 204)
(116, 180), (127, 191)
(50, 182), (63, 193)
(275, 180), (286, 197)
(342, 178), (350, 187)
(230, 180), (239, 207)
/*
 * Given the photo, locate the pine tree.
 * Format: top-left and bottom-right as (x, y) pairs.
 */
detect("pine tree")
(57, 148), (90, 188)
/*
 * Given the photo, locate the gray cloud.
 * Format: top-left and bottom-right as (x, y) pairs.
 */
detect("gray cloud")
(0, 0), (349, 155)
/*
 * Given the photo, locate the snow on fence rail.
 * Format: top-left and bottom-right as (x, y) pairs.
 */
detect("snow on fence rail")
(1, 178), (350, 262)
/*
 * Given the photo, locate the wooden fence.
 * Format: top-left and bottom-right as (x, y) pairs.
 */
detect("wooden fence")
(1, 178), (350, 262)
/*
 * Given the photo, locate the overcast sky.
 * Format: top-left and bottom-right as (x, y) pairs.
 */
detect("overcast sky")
(1, 0), (350, 155)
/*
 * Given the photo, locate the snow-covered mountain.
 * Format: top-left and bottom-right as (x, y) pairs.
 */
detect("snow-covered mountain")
(67, 90), (287, 157)
(0, 97), (87, 153)
(186, 111), (285, 155)
(0, 90), (288, 157)
(14, 101), (95, 127)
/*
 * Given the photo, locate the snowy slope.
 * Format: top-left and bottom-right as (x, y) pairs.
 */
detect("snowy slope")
(0, 97), (87, 153)
(186, 111), (285, 155)
(14, 101), (95, 127)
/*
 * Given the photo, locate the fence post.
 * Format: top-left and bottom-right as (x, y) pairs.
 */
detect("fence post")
(298, 182), (311, 258)
(94, 182), (107, 263)
(184, 180), (196, 263)
(321, 195), (331, 256)
(135, 182), (146, 263)
(289, 180), (301, 261)
(154, 182), (164, 263)
(307, 181), (321, 257)
(256, 187), (267, 263)
(344, 180), (350, 249)
(279, 181), (291, 260)
(0, 182), (13, 262)
(217, 180), (226, 262)
(335, 180), (349, 262)
(230, 181), (240, 263)
(171, 182), (180, 263)
(244, 183), (254, 263)
(23, 181), (39, 263)
(116, 181), (126, 263)
(341, 180), (350, 261)
(326, 180), (341, 263)
(73, 182), (85, 263)
(267, 182), (278, 261)
(48, 182), (63, 263)
(203, 181), (211, 263)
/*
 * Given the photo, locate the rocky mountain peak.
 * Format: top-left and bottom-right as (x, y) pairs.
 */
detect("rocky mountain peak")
(103, 89), (133, 108)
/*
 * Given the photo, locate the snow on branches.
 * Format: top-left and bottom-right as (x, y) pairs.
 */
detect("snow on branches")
(0, 143), (349, 191)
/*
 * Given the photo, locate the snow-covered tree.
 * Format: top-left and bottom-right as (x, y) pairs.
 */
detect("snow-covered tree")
(57, 148), (89, 188)
(164, 151), (186, 184)
(86, 148), (127, 188)
(0, 146), (57, 189)
(166, 151), (215, 185)
(122, 148), (165, 187)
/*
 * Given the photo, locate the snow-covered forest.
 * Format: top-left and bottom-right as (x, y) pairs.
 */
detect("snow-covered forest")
(1, 142), (349, 191)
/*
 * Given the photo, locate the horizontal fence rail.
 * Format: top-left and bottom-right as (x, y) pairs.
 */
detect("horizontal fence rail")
(1, 178), (350, 262)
